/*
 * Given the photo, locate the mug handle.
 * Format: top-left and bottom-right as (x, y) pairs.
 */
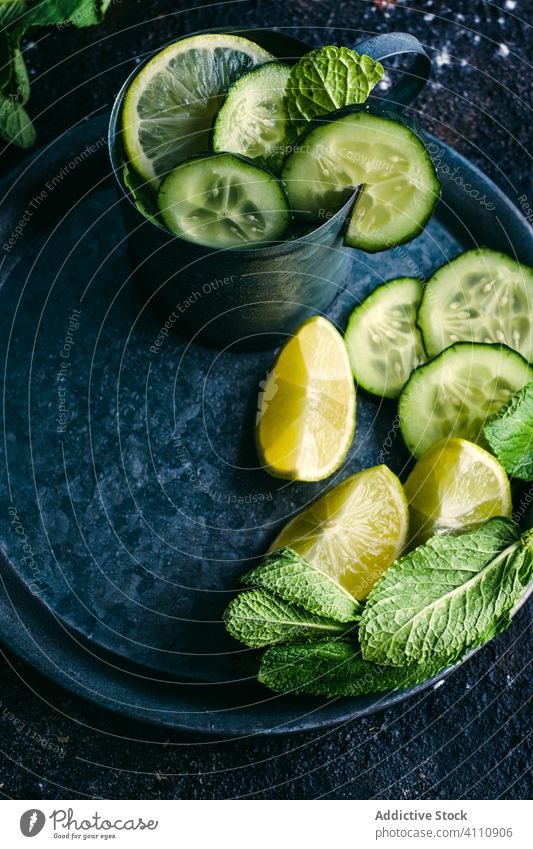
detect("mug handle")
(353, 32), (431, 109)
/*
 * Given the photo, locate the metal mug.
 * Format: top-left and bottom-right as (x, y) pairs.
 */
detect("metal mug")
(109, 29), (431, 349)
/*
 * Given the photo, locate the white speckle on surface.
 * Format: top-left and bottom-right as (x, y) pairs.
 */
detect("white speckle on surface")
(505, 0), (516, 9)
(424, 13), (435, 21)
(507, 674), (515, 685)
(498, 15), (505, 24)
(499, 43), (510, 57)
(433, 679), (445, 690)
(435, 50), (452, 67)
(378, 72), (391, 91)
(473, 34), (481, 44)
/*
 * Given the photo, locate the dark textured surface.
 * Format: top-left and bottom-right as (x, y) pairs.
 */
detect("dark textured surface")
(0, 0), (532, 799)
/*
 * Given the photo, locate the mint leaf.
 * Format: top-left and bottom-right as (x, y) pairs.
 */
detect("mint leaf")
(24, 0), (105, 28)
(0, 1), (27, 27)
(258, 641), (448, 697)
(12, 38), (30, 101)
(0, 2), (113, 149)
(99, 0), (113, 17)
(223, 588), (350, 648)
(484, 381), (533, 481)
(360, 518), (533, 667)
(0, 27), (27, 96)
(0, 30), (14, 93)
(242, 547), (361, 623)
(0, 91), (35, 146)
(285, 45), (383, 127)
(0, 24), (34, 146)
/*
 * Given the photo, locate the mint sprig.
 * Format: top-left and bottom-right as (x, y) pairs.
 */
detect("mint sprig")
(285, 45), (383, 129)
(258, 641), (448, 698)
(0, 1), (26, 27)
(19, 0), (109, 28)
(484, 380), (533, 481)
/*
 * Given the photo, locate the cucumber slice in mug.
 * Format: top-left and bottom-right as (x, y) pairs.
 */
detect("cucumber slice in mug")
(281, 109), (440, 253)
(213, 62), (294, 172)
(418, 248), (533, 361)
(345, 277), (426, 398)
(158, 152), (290, 249)
(399, 342), (533, 458)
(122, 33), (274, 183)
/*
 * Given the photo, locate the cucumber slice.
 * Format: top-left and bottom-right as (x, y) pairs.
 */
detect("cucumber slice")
(418, 248), (533, 362)
(158, 152), (290, 248)
(122, 33), (273, 183)
(345, 277), (426, 398)
(399, 342), (533, 458)
(281, 109), (440, 253)
(213, 62), (294, 173)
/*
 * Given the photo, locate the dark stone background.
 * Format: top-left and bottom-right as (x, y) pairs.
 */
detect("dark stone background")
(0, 0), (531, 799)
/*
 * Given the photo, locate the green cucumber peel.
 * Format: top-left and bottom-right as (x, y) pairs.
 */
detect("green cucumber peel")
(223, 588), (352, 649)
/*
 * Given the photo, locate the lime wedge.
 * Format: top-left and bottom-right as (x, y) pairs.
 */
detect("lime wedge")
(404, 437), (512, 549)
(256, 316), (356, 481)
(271, 465), (408, 599)
(122, 33), (273, 183)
